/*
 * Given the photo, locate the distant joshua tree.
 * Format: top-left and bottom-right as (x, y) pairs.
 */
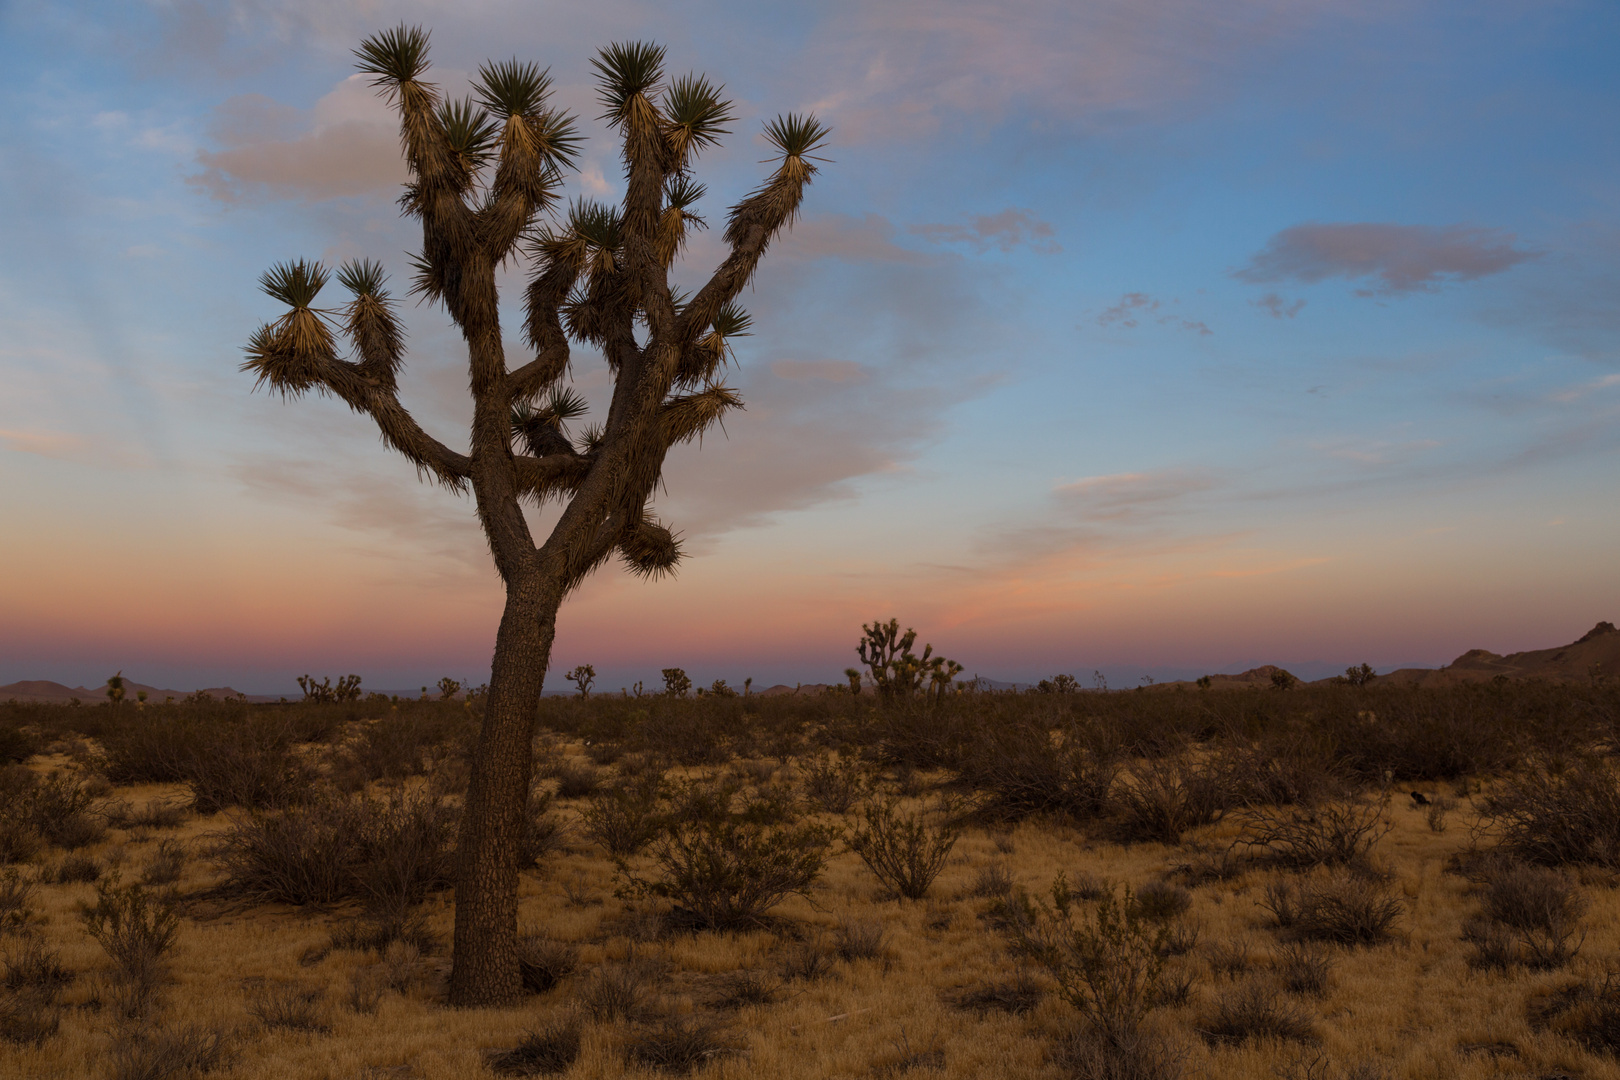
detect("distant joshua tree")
(564, 664), (595, 698)
(240, 26), (826, 1005)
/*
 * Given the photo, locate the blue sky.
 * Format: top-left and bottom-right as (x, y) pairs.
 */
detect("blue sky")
(2, 0), (1617, 693)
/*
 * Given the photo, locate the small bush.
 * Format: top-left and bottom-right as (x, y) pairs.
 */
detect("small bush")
(248, 982), (330, 1033)
(970, 863), (1014, 899)
(1259, 873), (1402, 945)
(1201, 983), (1317, 1045)
(50, 852), (103, 884)
(581, 779), (665, 857)
(1113, 753), (1234, 845)
(998, 879), (1169, 1049)
(517, 933), (577, 994)
(1481, 757), (1620, 867)
(849, 798), (958, 900)
(626, 1016), (740, 1075)
(578, 964), (651, 1023)
(1056, 1025), (1185, 1080)
(212, 788), (456, 908)
(1131, 881), (1191, 922)
(621, 785), (839, 930)
(81, 875), (179, 986)
(106, 1021), (227, 1080)
(345, 969), (384, 1014)
(833, 918), (888, 962)
(129, 800), (187, 831)
(1234, 801), (1393, 871)
(777, 935), (835, 982)
(1276, 943), (1333, 997)
(141, 839), (187, 887)
(705, 970), (778, 1010)
(1206, 941), (1251, 980)
(0, 869), (35, 933)
(945, 973), (1044, 1015)
(489, 1020), (582, 1076)
(1529, 970), (1620, 1056)
(1481, 861), (1587, 932)
(956, 721), (1118, 821)
(801, 754), (868, 814)
(553, 763), (601, 800)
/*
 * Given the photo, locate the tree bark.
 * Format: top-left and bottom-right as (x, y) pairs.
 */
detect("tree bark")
(448, 571), (558, 1007)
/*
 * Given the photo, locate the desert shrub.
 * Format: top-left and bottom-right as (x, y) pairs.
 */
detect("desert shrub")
(954, 720), (1118, 820)
(849, 798), (958, 900)
(1276, 943), (1333, 997)
(517, 933), (577, 994)
(623, 794), (840, 930)
(106, 1021), (227, 1080)
(1480, 758), (1620, 867)
(998, 878), (1170, 1050)
(248, 982), (330, 1033)
(833, 918), (888, 962)
(345, 969), (385, 1014)
(1233, 801), (1393, 871)
(1201, 983), (1316, 1045)
(970, 863), (1014, 899)
(141, 839), (186, 887)
(212, 788), (456, 908)
(1481, 861), (1587, 932)
(1113, 752), (1235, 845)
(186, 720), (317, 813)
(0, 870), (35, 933)
(581, 778), (666, 857)
(777, 934), (835, 982)
(49, 852), (102, 884)
(945, 973), (1045, 1015)
(81, 875), (179, 989)
(1259, 873), (1402, 945)
(1131, 881), (1192, 922)
(2, 937), (73, 998)
(1206, 941), (1252, 980)
(0, 936), (70, 1046)
(801, 753), (869, 814)
(626, 1016), (740, 1074)
(578, 963), (652, 1022)
(129, 800), (187, 831)
(211, 794), (367, 904)
(103, 712), (316, 813)
(1055, 1024), (1185, 1080)
(1528, 970), (1620, 1056)
(584, 739), (624, 765)
(28, 771), (104, 849)
(705, 970), (779, 1010)
(0, 725), (38, 766)
(337, 708), (469, 783)
(489, 1020), (582, 1076)
(1464, 860), (1587, 970)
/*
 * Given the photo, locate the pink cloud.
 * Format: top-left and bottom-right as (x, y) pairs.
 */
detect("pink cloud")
(910, 208), (1059, 254)
(771, 359), (868, 383)
(1237, 222), (1539, 295)
(190, 76), (406, 202)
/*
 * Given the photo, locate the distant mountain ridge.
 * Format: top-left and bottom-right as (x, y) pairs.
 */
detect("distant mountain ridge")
(0, 679), (265, 704)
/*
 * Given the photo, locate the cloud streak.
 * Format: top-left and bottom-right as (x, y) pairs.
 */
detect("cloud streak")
(1237, 222), (1539, 296)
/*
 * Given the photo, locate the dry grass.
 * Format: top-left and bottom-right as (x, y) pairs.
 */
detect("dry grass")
(0, 689), (1618, 1080)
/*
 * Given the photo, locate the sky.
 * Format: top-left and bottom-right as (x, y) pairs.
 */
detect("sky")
(2, 0), (1618, 694)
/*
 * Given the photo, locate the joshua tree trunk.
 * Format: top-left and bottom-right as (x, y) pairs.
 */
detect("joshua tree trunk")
(451, 579), (556, 1002)
(241, 26), (826, 1005)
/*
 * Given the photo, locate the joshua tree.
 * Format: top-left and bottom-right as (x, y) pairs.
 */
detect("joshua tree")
(241, 26), (826, 1005)
(564, 664), (595, 698)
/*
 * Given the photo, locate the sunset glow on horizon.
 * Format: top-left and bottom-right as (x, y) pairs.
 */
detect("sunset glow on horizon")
(3, 1), (1618, 694)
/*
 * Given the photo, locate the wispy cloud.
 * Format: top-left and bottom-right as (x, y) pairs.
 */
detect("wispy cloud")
(1549, 372), (1620, 403)
(1095, 293), (1212, 335)
(1254, 292), (1306, 319)
(1237, 222), (1539, 296)
(910, 208), (1059, 254)
(189, 76), (406, 202)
